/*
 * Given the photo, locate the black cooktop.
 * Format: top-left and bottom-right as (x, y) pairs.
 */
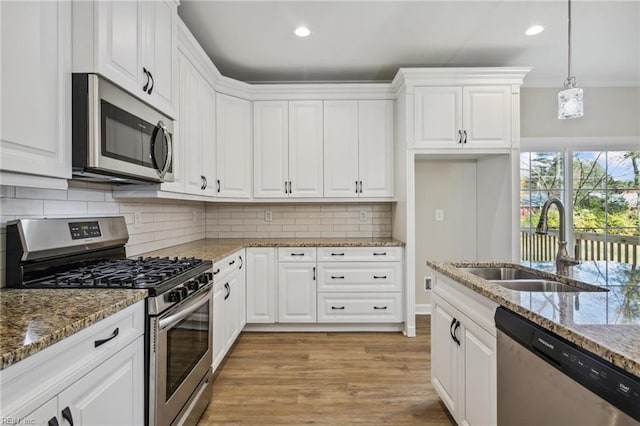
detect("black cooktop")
(33, 256), (206, 289)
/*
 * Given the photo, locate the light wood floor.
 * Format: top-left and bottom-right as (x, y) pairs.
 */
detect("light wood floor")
(198, 316), (454, 425)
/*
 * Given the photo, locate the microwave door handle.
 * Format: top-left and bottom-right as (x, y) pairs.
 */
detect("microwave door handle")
(160, 123), (172, 178)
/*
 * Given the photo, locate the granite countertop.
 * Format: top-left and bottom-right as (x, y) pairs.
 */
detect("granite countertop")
(141, 237), (405, 263)
(427, 260), (640, 378)
(0, 289), (147, 370)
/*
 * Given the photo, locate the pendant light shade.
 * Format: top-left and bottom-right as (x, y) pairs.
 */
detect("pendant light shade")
(558, 0), (583, 119)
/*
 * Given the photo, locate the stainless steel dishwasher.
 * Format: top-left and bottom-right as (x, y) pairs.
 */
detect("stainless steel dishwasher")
(495, 308), (640, 426)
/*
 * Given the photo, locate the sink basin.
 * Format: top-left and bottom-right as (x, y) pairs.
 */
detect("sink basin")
(459, 267), (541, 281)
(493, 279), (586, 292)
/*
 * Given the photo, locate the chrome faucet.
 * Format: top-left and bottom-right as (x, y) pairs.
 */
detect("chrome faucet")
(535, 197), (580, 276)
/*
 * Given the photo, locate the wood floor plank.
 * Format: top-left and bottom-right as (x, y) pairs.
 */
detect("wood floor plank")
(198, 316), (454, 425)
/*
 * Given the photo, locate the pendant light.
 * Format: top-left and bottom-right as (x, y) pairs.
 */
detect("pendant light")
(558, 0), (583, 119)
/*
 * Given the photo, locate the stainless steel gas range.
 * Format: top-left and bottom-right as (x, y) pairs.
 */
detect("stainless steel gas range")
(6, 216), (213, 426)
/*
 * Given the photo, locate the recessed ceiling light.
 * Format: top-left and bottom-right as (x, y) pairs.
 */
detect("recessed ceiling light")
(294, 26), (310, 38)
(525, 25), (545, 36)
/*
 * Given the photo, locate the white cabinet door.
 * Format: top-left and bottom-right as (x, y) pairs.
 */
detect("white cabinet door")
(25, 397), (58, 426)
(431, 294), (459, 417)
(459, 316), (496, 426)
(323, 101), (359, 198)
(0, 0), (71, 179)
(225, 273), (241, 348)
(278, 263), (317, 323)
(237, 252), (247, 330)
(253, 101), (289, 198)
(96, 0), (142, 94)
(180, 54), (204, 195)
(246, 248), (277, 323)
(212, 280), (226, 371)
(288, 101), (323, 198)
(57, 336), (144, 426)
(141, 0), (176, 115)
(414, 87), (462, 148)
(216, 93), (252, 198)
(462, 86), (511, 149)
(200, 80), (217, 197)
(358, 100), (394, 197)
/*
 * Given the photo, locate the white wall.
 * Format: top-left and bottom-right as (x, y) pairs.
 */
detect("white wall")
(205, 203), (392, 238)
(0, 182), (206, 286)
(521, 87), (640, 138)
(414, 160), (477, 306)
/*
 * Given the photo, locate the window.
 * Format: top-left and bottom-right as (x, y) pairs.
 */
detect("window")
(520, 150), (640, 287)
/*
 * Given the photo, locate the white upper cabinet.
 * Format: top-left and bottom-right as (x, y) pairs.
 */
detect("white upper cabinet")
(323, 101), (360, 197)
(73, 0), (177, 117)
(175, 53), (216, 196)
(288, 101), (324, 198)
(216, 93), (252, 198)
(0, 0), (71, 180)
(253, 101), (289, 198)
(462, 86), (511, 148)
(414, 85), (511, 149)
(358, 100), (394, 197)
(324, 100), (394, 198)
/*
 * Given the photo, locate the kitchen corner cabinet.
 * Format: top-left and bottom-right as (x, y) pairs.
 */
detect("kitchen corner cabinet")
(0, 301), (144, 426)
(216, 93), (252, 198)
(430, 271), (498, 426)
(72, 0), (177, 117)
(0, 0), (71, 181)
(173, 52), (216, 196)
(414, 86), (511, 149)
(246, 248), (277, 323)
(324, 100), (394, 198)
(212, 250), (246, 372)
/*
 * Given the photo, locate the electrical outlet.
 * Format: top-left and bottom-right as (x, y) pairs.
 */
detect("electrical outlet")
(424, 276), (432, 291)
(264, 210), (272, 222)
(359, 211), (367, 222)
(134, 211), (142, 229)
(435, 209), (444, 221)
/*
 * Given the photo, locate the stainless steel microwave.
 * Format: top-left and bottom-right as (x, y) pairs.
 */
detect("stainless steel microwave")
(72, 73), (174, 184)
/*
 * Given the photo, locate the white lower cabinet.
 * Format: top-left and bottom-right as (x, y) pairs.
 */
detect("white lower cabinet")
(212, 249), (246, 372)
(278, 261), (317, 323)
(431, 271), (498, 426)
(1, 302), (145, 426)
(246, 248), (277, 323)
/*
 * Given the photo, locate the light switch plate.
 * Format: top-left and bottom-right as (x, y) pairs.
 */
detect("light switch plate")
(435, 209), (444, 221)
(264, 210), (272, 222)
(359, 211), (367, 222)
(134, 211), (142, 229)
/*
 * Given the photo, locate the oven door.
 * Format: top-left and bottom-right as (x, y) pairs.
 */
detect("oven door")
(150, 287), (212, 426)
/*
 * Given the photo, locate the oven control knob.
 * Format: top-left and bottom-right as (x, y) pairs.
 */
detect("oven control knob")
(168, 290), (182, 303)
(198, 274), (209, 284)
(187, 279), (199, 291)
(206, 272), (214, 281)
(179, 286), (189, 299)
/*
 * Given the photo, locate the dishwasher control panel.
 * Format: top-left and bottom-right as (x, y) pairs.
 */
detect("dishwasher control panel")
(496, 307), (640, 422)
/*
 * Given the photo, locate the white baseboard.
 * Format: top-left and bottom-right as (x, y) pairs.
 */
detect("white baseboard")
(415, 304), (432, 315)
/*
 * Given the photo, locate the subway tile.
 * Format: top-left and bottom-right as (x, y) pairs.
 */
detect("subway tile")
(347, 231), (371, 238)
(271, 231), (295, 238)
(282, 212), (309, 219)
(15, 187), (68, 200)
(321, 231), (348, 238)
(67, 187), (105, 202)
(231, 225), (257, 232)
(0, 186), (16, 198)
(308, 212), (335, 219)
(322, 204), (346, 211)
(243, 231), (270, 238)
(307, 224), (333, 232)
(87, 202), (119, 215)
(282, 224), (308, 232)
(0, 198), (44, 216)
(321, 218), (347, 225)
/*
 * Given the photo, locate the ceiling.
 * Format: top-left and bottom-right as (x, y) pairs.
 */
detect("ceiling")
(178, 1), (640, 87)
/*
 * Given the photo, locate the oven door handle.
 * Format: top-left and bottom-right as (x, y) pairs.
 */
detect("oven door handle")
(158, 289), (211, 331)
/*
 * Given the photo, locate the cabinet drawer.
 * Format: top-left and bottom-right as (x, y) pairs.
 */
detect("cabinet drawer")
(213, 249), (244, 280)
(278, 247), (317, 262)
(317, 293), (402, 323)
(317, 262), (401, 292)
(317, 247), (402, 262)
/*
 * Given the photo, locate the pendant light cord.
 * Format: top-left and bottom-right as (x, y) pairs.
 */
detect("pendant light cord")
(567, 0), (572, 81)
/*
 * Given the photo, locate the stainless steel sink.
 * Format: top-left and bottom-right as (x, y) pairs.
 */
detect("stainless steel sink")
(493, 279), (585, 292)
(459, 267), (541, 281)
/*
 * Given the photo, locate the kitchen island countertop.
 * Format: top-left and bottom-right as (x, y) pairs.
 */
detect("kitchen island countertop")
(0, 289), (147, 370)
(427, 260), (640, 378)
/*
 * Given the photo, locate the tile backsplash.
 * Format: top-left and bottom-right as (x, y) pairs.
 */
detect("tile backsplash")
(205, 203), (393, 239)
(0, 182), (206, 286)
